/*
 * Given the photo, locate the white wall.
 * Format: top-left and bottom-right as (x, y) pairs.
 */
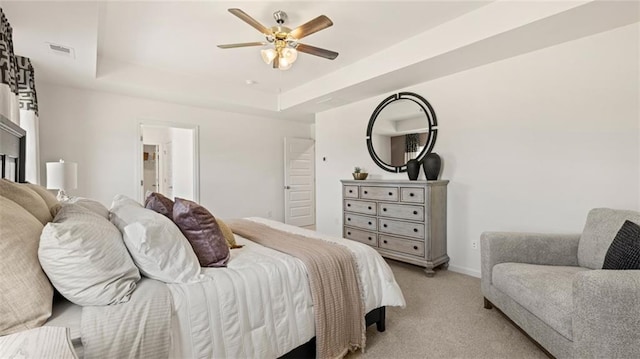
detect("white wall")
(38, 84), (312, 221)
(316, 24), (640, 277)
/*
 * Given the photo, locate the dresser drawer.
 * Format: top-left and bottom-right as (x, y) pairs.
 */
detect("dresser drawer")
(378, 203), (424, 221)
(401, 187), (425, 203)
(344, 185), (359, 198)
(344, 213), (377, 231)
(379, 234), (425, 257)
(344, 200), (377, 215)
(360, 186), (398, 201)
(379, 218), (424, 239)
(344, 227), (378, 246)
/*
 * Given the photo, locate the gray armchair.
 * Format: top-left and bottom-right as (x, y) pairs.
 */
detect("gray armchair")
(481, 208), (640, 359)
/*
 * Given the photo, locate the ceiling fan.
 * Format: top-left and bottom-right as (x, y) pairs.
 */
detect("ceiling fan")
(217, 8), (339, 71)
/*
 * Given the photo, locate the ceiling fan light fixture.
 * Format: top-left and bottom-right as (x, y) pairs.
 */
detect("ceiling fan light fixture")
(281, 47), (298, 64)
(278, 58), (293, 70)
(261, 48), (277, 64)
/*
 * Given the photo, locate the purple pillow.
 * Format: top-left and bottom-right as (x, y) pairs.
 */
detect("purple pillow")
(172, 198), (230, 267)
(145, 192), (174, 219)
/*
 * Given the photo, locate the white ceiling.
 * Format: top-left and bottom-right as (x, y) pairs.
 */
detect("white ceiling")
(2, 1), (639, 122)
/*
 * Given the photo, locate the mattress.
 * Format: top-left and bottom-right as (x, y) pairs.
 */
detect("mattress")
(167, 218), (405, 358)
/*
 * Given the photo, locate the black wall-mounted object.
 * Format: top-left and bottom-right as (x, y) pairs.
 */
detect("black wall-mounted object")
(366, 92), (437, 173)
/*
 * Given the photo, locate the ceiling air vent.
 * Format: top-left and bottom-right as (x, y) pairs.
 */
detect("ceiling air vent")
(46, 42), (75, 59)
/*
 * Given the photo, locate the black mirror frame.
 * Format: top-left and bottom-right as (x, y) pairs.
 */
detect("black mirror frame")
(366, 92), (438, 173)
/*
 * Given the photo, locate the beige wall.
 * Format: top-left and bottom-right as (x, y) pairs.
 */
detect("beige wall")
(315, 24), (640, 277)
(37, 84), (313, 221)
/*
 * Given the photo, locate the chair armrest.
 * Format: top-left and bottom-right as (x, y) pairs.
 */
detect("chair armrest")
(481, 232), (580, 293)
(573, 270), (640, 358)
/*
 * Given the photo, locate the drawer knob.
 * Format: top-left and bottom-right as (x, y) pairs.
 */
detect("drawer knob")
(383, 224), (388, 228)
(347, 204), (351, 207)
(413, 211), (418, 215)
(410, 193), (415, 197)
(347, 218), (351, 221)
(347, 232), (351, 235)
(383, 208), (387, 212)
(364, 190), (368, 194)
(388, 192), (393, 196)
(349, 190), (353, 193)
(368, 237), (372, 241)
(368, 221), (372, 225)
(413, 228), (418, 232)
(383, 240), (388, 244)
(413, 246), (418, 250)
(368, 206), (372, 210)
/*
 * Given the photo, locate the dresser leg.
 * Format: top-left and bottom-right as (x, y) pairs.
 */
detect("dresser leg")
(440, 262), (449, 270)
(424, 267), (435, 277)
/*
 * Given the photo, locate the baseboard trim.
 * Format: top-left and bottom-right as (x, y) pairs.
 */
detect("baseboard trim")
(448, 264), (481, 278)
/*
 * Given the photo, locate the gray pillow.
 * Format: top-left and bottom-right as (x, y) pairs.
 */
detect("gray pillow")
(110, 195), (203, 283)
(39, 204), (141, 306)
(64, 197), (109, 219)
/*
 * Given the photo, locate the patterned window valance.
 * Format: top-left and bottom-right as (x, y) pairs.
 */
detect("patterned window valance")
(16, 56), (37, 115)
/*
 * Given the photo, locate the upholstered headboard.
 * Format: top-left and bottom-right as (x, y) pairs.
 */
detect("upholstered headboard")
(0, 115), (26, 182)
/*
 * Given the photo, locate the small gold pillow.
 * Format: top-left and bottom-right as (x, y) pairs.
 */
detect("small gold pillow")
(24, 183), (61, 218)
(216, 218), (244, 249)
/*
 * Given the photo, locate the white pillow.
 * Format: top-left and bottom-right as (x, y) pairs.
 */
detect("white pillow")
(64, 197), (109, 219)
(110, 195), (203, 283)
(39, 204), (141, 306)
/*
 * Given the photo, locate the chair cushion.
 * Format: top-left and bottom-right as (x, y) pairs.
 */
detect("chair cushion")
(492, 263), (589, 340)
(602, 220), (640, 269)
(578, 208), (640, 269)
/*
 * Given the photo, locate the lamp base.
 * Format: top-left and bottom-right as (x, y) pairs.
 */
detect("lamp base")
(56, 190), (70, 202)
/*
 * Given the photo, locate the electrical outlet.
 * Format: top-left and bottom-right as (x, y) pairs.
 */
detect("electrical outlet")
(471, 240), (479, 250)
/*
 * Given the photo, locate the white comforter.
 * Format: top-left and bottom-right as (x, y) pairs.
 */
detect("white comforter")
(167, 218), (405, 358)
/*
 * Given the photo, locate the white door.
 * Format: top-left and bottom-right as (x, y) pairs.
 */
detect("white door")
(284, 138), (315, 226)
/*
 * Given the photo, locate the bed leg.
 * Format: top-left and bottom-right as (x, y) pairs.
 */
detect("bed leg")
(376, 307), (386, 332)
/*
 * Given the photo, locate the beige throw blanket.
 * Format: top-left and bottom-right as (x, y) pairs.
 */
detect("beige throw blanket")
(228, 219), (365, 359)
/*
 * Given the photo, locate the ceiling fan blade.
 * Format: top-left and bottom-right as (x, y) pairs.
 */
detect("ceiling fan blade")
(296, 43), (339, 60)
(289, 15), (333, 40)
(228, 8), (270, 35)
(217, 42), (266, 49)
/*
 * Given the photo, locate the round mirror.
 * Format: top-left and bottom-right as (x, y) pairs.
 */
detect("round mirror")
(366, 92), (437, 173)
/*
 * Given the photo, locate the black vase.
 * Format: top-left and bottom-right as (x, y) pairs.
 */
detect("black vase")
(423, 153), (441, 180)
(406, 159), (420, 181)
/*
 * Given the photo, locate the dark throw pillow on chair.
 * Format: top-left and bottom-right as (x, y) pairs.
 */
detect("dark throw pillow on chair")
(172, 197), (230, 267)
(602, 220), (640, 270)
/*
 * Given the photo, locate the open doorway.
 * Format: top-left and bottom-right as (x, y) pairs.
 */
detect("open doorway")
(137, 122), (199, 203)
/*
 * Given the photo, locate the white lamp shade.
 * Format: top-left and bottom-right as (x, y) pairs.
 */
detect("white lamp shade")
(46, 160), (77, 191)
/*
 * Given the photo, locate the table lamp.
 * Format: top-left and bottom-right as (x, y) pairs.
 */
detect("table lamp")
(46, 159), (77, 201)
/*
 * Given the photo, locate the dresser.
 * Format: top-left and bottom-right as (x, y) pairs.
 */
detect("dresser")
(341, 179), (449, 276)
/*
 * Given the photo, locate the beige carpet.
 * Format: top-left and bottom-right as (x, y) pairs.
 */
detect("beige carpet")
(348, 260), (547, 359)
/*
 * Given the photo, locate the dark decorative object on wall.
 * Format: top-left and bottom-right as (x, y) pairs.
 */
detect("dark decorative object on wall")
(366, 92), (437, 173)
(423, 153), (441, 180)
(406, 159), (420, 180)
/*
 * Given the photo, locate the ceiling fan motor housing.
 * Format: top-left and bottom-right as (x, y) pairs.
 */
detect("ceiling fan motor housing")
(273, 10), (287, 25)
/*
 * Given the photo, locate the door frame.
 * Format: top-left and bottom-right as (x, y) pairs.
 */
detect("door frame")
(136, 120), (200, 203)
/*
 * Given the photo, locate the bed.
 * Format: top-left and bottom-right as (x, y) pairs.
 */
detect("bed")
(0, 116), (406, 358)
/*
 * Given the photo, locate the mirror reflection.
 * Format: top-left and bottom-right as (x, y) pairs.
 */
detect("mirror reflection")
(370, 99), (429, 167)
